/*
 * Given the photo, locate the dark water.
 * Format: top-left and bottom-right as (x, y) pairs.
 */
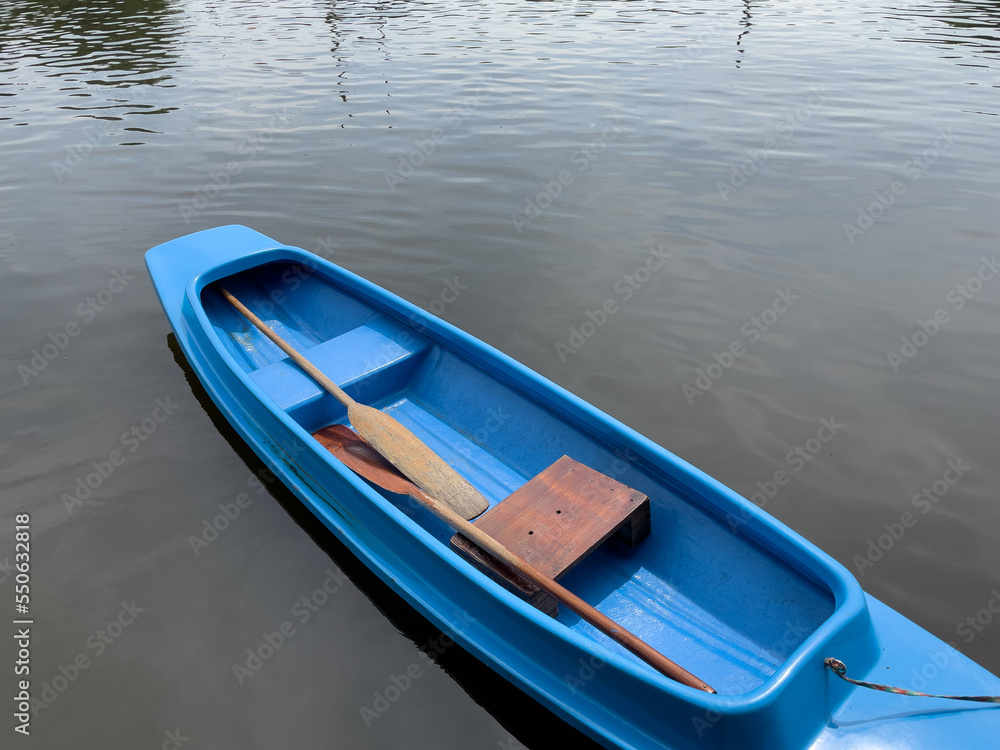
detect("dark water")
(2, 0), (1000, 747)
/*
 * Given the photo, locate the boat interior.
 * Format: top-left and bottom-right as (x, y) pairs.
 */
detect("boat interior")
(203, 260), (837, 696)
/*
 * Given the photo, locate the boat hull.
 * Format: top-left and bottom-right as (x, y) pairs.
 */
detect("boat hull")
(146, 226), (1000, 749)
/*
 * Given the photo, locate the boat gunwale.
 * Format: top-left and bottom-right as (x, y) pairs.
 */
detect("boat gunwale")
(171, 235), (867, 710)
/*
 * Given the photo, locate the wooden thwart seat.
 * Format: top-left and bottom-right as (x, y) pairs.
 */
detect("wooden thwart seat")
(451, 455), (651, 616)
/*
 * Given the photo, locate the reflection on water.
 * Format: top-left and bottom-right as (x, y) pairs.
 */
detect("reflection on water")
(0, 0), (182, 126)
(736, 0), (752, 68)
(885, 1), (1000, 64)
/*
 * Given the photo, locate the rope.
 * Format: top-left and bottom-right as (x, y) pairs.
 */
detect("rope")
(825, 658), (1000, 703)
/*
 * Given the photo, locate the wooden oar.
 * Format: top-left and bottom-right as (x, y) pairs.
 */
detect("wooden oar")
(217, 285), (489, 520)
(313, 423), (716, 694)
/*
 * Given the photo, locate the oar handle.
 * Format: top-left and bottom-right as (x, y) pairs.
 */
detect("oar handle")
(217, 284), (354, 408)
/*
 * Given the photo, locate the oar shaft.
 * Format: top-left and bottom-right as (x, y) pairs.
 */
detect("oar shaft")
(221, 285), (489, 519)
(417, 484), (716, 693)
(221, 284), (713, 692)
(217, 285), (354, 409)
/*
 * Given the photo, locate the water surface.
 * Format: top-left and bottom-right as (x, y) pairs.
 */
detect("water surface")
(2, 1), (1000, 747)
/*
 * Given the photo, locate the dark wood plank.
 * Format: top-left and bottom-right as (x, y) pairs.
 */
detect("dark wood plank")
(451, 455), (650, 616)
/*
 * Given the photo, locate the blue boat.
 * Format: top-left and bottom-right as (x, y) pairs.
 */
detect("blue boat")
(146, 225), (1000, 749)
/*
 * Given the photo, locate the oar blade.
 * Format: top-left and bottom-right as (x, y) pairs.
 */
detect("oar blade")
(347, 404), (489, 520)
(313, 424), (426, 499)
(219, 284), (488, 519)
